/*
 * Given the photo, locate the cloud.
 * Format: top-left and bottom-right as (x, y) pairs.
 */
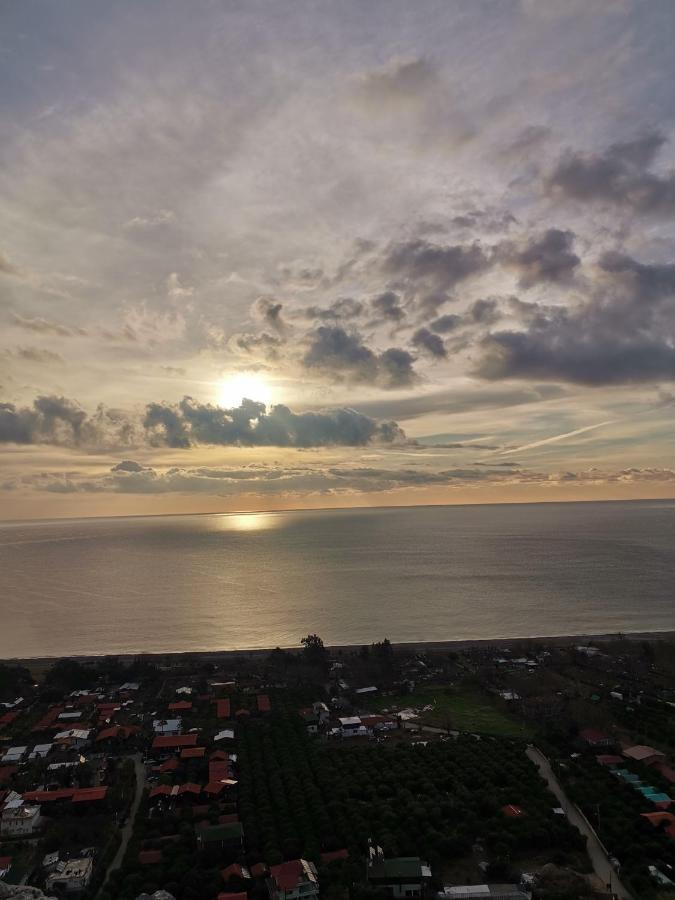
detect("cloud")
(371, 291), (405, 323)
(503, 229), (580, 288)
(382, 239), (491, 300)
(297, 297), (364, 322)
(546, 132), (675, 216)
(123, 209), (175, 229)
(429, 314), (462, 334)
(10, 312), (88, 337)
(0, 396), (117, 447)
(477, 251), (675, 384)
(411, 327), (446, 358)
(0, 393), (407, 450)
(253, 296), (286, 334)
(166, 272), (194, 300)
(9, 347), (65, 365)
(301, 326), (416, 389)
(355, 57), (438, 108)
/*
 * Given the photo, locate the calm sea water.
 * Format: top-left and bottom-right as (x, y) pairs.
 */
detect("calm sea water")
(1, 500), (675, 659)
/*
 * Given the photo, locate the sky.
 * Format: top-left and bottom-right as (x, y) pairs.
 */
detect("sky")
(2, 0), (675, 520)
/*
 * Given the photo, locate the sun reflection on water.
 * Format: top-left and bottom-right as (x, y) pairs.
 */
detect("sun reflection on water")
(216, 512), (280, 532)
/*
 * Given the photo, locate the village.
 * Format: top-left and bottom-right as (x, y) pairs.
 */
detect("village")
(1, 633), (675, 900)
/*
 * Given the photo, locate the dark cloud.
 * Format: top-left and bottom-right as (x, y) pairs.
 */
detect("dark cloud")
(0, 395), (92, 445)
(253, 296), (286, 333)
(466, 298), (502, 325)
(302, 326), (416, 389)
(8, 347), (65, 365)
(229, 331), (285, 363)
(477, 250), (675, 385)
(111, 459), (146, 473)
(382, 239), (491, 296)
(371, 291), (405, 323)
(143, 396), (405, 448)
(546, 131), (675, 216)
(429, 314), (462, 334)
(504, 228), (580, 288)
(505, 125), (551, 158)
(411, 327), (446, 358)
(297, 297), (364, 321)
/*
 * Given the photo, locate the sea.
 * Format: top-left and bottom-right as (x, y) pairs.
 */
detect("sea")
(1, 500), (675, 660)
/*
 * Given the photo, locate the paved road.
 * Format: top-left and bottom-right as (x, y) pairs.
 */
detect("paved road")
(526, 745), (633, 900)
(96, 754), (145, 898)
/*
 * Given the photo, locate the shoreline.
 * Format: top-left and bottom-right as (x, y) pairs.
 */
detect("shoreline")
(5, 628), (675, 668)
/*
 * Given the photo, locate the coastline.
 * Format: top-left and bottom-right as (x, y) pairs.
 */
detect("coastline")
(6, 628), (675, 668)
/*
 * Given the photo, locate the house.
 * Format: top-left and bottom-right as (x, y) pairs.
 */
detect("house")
(338, 716), (364, 737)
(267, 859), (319, 900)
(441, 886), (531, 899)
(152, 733), (198, 751)
(1, 746), (27, 764)
(367, 856), (431, 898)
(312, 702), (329, 723)
(580, 728), (614, 749)
(320, 849), (349, 864)
(1, 800), (42, 836)
(46, 857), (94, 894)
(221, 863), (251, 883)
(257, 694), (271, 713)
(299, 709), (319, 734)
(54, 728), (91, 749)
(0, 856), (12, 879)
(623, 745), (666, 766)
(214, 729), (235, 742)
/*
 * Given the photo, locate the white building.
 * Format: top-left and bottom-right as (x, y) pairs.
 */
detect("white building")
(1, 746), (27, 764)
(46, 857), (94, 894)
(440, 886), (531, 899)
(54, 728), (91, 749)
(1, 801), (42, 837)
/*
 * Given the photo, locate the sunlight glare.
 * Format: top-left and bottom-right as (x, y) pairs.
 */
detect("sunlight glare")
(217, 372), (274, 409)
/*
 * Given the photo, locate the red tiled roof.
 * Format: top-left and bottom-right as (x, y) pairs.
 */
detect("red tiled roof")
(257, 695), (271, 713)
(0, 711), (20, 727)
(152, 733), (198, 749)
(250, 863), (268, 878)
(139, 849), (162, 865)
(210, 759), (231, 782)
(149, 785), (173, 799)
(210, 750), (229, 761)
(270, 860), (306, 891)
(217, 893), (247, 900)
(32, 707), (63, 732)
(0, 765), (18, 784)
(216, 699), (231, 719)
(222, 863), (250, 881)
(169, 701), (193, 711)
(23, 788), (76, 802)
(158, 758), (179, 773)
(501, 804), (524, 818)
(204, 781), (227, 795)
(652, 762), (675, 783)
(178, 782), (202, 795)
(596, 754), (624, 766)
(72, 786), (107, 803)
(181, 746), (206, 759)
(642, 811), (675, 838)
(235, 708), (250, 717)
(321, 849), (349, 863)
(0, 856), (12, 872)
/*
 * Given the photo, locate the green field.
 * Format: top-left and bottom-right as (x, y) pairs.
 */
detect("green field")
(366, 685), (532, 738)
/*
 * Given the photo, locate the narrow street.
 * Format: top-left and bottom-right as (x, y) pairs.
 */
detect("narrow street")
(96, 754), (145, 898)
(526, 745), (633, 900)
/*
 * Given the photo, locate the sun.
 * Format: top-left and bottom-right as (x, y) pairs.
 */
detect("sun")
(217, 371), (274, 409)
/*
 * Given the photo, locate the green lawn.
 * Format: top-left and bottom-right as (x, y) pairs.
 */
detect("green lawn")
(366, 685), (531, 738)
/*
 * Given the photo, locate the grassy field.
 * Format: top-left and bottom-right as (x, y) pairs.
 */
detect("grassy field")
(366, 685), (532, 738)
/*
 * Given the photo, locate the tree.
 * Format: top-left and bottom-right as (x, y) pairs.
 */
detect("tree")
(301, 634), (328, 669)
